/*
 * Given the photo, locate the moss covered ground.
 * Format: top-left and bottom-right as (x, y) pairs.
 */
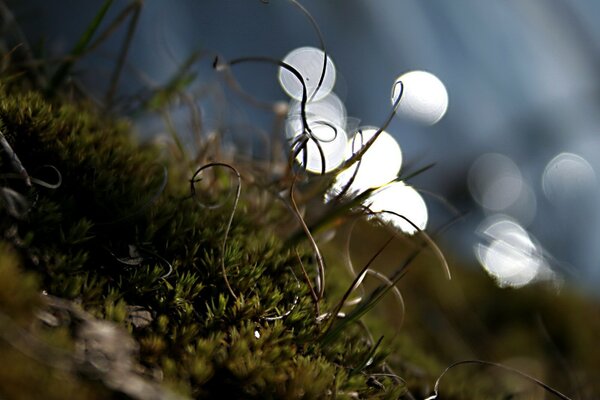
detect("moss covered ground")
(0, 2), (599, 399)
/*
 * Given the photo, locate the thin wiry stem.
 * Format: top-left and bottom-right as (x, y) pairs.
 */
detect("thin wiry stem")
(287, 164), (438, 251)
(424, 360), (573, 400)
(215, 57), (275, 111)
(320, 216), (460, 346)
(331, 129), (365, 202)
(258, 0), (328, 102)
(0, 165), (62, 189)
(365, 269), (406, 329)
(216, 56), (309, 135)
(323, 235), (395, 336)
(261, 267), (300, 321)
(144, 249), (174, 280)
(338, 216), (406, 328)
(287, 0), (328, 102)
(339, 82), (404, 171)
(30, 165), (62, 189)
(341, 217), (365, 305)
(0, 187), (29, 218)
(350, 335), (384, 376)
(289, 174), (326, 300)
(288, 131), (328, 175)
(416, 188), (462, 217)
(105, 246), (173, 281)
(368, 208), (451, 281)
(0, 164), (60, 217)
(0, 130), (31, 187)
(216, 54), (336, 175)
(190, 162), (241, 300)
(295, 249), (320, 316)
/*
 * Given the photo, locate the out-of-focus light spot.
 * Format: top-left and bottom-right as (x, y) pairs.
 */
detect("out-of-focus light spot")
(481, 175), (523, 211)
(500, 182), (537, 227)
(290, 122), (347, 173)
(468, 153), (523, 211)
(329, 128), (402, 197)
(254, 330), (261, 339)
(542, 152), (597, 205)
(391, 70), (448, 125)
(475, 216), (548, 288)
(286, 92), (347, 139)
(278, 47), (336, 101)
(368, 182), (428, 235)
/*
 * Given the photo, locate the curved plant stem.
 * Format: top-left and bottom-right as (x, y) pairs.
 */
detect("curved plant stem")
(289, 174), (326, 300)
(425, 359), (573, 400)
(190, 162), (242, 300)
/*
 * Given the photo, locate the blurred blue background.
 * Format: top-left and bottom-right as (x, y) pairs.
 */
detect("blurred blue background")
(9, 0), (600, 288)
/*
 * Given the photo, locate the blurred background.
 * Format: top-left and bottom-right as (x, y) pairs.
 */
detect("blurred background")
(7, 0), (600, 290)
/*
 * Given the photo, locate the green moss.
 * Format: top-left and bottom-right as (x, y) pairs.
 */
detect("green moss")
(0, 87), (409, 398)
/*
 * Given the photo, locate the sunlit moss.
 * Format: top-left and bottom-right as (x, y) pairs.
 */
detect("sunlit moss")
(0, 86), (407, 398)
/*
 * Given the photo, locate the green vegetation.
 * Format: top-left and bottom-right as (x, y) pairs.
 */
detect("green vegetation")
(0, 2), (598, 399)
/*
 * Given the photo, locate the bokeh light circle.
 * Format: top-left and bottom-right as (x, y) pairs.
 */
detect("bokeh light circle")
(391, 70), (448, 125)
(475, 216), (545, 288)
(368, 182), (428, 235)
(329, 128), (402, 197)
(542, 152), (597, 205)
(468, 153), (523, 211)
(279, 47), (336, 101)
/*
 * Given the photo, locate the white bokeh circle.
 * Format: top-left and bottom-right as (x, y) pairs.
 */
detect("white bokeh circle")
(279, 47), (336, 101)
(391, 70), (448, 125)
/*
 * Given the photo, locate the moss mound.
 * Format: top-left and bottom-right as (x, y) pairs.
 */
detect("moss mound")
(0, 88), (407, 399)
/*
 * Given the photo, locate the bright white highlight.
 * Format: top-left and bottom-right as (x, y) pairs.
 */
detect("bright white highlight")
(475, 216), (548, 288)
(368, 182), (428, 235)
(278, 47), (336, 101)
(542, 152), (596, 205)
(329, 128), (402, 197)
(290, 121), (347, 173)
(286, 93), (347, 139)
(391, 70), (448, 125)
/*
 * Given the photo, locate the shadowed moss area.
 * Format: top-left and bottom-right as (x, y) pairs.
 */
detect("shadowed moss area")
(0, 88), (406, 399)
